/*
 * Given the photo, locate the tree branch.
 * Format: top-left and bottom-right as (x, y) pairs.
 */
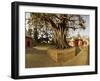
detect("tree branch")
(53, 15), (61, 20)
(43, 16), (58, 29)
(67, 27), (78, 30)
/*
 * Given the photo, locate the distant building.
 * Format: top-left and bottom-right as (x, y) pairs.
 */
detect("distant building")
(68, 33), (89, 47)
(25, 28), (33, 48)
(68, 38), (75, 47)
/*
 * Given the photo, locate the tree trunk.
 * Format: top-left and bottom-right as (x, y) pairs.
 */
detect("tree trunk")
(45, 17), (70, 49)
(53, 28), (69, 49)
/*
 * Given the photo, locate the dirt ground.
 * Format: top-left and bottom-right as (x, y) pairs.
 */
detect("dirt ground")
(25, 45), (89, 68)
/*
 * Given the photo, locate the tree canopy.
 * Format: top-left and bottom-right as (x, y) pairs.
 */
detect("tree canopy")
(26, 12), (86, 49)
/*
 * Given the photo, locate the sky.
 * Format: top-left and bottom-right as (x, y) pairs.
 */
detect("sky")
(69, 15), (89, 37)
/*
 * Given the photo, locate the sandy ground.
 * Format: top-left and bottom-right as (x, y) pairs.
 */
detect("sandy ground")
(25, 46), (89, 68)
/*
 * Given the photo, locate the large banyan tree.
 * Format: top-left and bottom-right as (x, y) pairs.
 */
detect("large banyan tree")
(26, 13), (86, 49)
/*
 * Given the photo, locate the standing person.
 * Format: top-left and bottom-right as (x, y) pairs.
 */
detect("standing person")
(75, 39), (81, 56)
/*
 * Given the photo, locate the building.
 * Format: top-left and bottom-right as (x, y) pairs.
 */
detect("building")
(68, 37), (75, 47)
(68, 33), (89, 47)
(25, 29), (33, 48)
